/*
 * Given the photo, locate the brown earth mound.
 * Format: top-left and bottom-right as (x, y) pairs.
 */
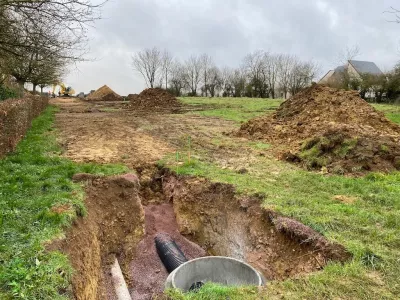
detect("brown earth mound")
(128, 88), (180, 110)
(239, 84), (400, 174)
(87, 85), (122, 101)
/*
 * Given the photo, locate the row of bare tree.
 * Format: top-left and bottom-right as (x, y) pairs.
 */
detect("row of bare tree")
(132, 48), (319, 98)
(0, 1), (103, 95)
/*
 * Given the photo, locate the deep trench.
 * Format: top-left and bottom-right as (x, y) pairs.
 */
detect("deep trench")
(59, 167), (350, 300)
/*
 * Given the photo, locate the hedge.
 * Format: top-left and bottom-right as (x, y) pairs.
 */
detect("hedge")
(0, 96), (49, 158)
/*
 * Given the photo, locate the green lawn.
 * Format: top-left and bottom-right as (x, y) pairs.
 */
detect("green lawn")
(161, 99), (400, 299)
(372, 103), (400, 124)
(0, 107), (127, 299)
(179, 97), (283, 123)
(179, 97), (400, 126)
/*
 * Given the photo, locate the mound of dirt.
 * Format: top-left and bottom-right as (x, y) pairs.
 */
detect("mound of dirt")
(128, 88), (180, 110)
(238, 84), (400, 174)
(86, 85), (122, 101)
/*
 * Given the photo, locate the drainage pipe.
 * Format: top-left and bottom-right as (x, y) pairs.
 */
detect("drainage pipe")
(110, 257), (132, 300)
(155, 233), (188, 273)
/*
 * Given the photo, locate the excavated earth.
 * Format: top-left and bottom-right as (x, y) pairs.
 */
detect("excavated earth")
(87, 85), (123, 101)
(50, 96), (351, 300)
(51, 168), (350, 300)
(127, 88), (182, 111)
(238, 84), (400, 174)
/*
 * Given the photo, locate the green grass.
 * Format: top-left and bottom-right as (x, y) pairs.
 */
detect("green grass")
(373, 103), (400, 124)
(0, 106), (127, 299)
(179, 97), (283, 123)
(160, 156), (400, 299)
(165, 282), (259, 300)
(165, 99), (400, 299)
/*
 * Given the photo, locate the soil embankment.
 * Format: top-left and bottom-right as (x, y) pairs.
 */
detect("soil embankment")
(238, 84), (400, 174)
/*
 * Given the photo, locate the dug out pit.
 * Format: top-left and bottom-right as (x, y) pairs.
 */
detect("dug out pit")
(56, 168), (350, 299)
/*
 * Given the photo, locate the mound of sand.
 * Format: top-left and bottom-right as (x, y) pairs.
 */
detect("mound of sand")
(128, 88), (180, 110)
(86, 85), (122, 101)
(239, 84), (400, 174)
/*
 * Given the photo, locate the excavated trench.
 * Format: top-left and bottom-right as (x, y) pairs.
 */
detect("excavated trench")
(56, 167), (350, 300)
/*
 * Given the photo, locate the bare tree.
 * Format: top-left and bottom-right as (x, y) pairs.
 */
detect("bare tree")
(207, 66), (222, 97)
(220, 67), (234, 97)
(385, 7), (400, 23)
(337, 45), (361, 65)
(288, 58), (319, 96)
(169, 61), (186, 96)
(277, 54), (295, 98)
(184, 55), (203, 96)
(132, 47), (162, 88)
(0, 1), (104, 61)
(264, 53), (279, 98)
(160, 49), (173, 89)
(243, 51), (267, 97)
(200, 53), (213, 96)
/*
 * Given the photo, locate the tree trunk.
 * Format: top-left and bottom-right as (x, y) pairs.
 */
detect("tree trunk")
(165, 69), (168, 89)
(40, 86), (43, 94)
(33, 84), (37, 93)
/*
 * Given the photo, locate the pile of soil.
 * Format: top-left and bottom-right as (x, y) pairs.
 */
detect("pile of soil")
(238, 84), (400, 174)
(128, 88), (181, 110)
(87, 85), (122, 101)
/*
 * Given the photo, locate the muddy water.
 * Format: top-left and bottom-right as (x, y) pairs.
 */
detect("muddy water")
(129, 203), (206, 300)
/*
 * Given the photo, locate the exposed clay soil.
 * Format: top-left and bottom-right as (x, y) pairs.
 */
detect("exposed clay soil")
(129, 204), (206, 300)
(52, 173), (145, 299)
(127, 88), (181, 111)
(238, 84), (400, 174)
(162, 172), (350, 281)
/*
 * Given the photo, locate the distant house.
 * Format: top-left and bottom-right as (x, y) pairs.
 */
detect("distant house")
(319, 60), (383, 84)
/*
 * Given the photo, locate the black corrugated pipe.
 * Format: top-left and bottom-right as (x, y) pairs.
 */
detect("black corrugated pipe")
(155, 233), (188, 273)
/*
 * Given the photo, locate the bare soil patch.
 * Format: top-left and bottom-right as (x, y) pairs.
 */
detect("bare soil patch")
(51, 97), (172, 168)
(238, 84), (400, 174)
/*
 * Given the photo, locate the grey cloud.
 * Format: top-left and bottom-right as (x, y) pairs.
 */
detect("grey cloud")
(66, 0), (400, 95)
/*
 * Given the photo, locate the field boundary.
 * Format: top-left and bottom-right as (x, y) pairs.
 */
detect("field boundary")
(0, 96), (48, 158)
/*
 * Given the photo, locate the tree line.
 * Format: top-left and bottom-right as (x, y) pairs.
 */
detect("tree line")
(132, 48), (319, 98)
(0, 0), (103, 99)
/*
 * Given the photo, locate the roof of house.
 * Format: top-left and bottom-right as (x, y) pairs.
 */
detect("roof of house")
(319, 70), (335, 83)
(348, 60), (383, 75)
(334, 65), (346, 73)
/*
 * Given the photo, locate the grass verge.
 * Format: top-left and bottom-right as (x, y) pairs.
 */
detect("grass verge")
(178, 97), (282, 123)
(0, 106), (127, 299)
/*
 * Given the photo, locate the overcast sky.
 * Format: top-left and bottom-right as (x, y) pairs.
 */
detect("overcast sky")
(65, 0), (400, 96)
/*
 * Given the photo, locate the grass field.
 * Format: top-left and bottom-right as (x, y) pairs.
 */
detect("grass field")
(162, 98), (400, 299)
(373, 103), (400, 124)
(0, 107), (127, 299)
(1, 99), (399, 299)
(179, 97), (283, 123)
